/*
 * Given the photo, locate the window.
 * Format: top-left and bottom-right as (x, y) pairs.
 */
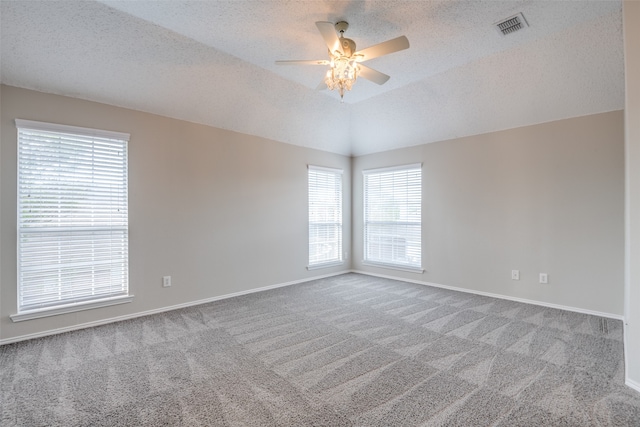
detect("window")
(363, 163), (422, 271)
(14, 119), (131, 320)
(308, 165), (343, 268)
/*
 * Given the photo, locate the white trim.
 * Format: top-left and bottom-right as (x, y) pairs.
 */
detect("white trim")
(625, 322), (631, 395)
(307, 261), (345, 270)
(350, 269), (624, 320)
(2, 269), (626, 345)
(626, 377), (640, 393)
(10, 295), (134, 322)
(308, 164), (343, 174)
(362, 261), (425, 274)
(622, 0), (635, 396)
(15, 119), (130, 141)
(0, 271), (349, 346)
(362, 162), (422, 175)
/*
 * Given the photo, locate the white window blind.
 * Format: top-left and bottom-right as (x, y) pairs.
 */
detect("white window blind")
(16, 119), (129, 313)
(308, 165), (343, 267)
(363, 164), (422, 270)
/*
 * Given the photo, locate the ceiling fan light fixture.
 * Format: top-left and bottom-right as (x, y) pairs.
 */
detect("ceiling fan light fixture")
(275, 21), (409, 102)
(325, 55), (360, 101)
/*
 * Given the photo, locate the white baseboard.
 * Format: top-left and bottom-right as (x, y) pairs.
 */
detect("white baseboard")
(350, 269), (624, 321)
(627, 377), (640, 393)
(0, 270), (349, 346)
(1, 269), (625, 345)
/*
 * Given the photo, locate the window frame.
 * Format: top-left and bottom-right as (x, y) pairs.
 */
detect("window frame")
(363, 163), (424, 273)
(11, 119), (133, 322)
(307, 165), (344, 270)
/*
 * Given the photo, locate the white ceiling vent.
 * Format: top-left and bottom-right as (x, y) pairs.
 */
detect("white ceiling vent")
(495, 13), (528, 36)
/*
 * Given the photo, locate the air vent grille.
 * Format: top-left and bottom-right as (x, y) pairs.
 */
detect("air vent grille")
(495, 12), (528, 36)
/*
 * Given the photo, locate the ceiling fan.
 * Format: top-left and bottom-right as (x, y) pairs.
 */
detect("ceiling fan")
(276, 21), (410, 101)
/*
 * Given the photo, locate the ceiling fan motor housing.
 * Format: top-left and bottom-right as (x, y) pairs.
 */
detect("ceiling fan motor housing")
(340, 38), (356, 57)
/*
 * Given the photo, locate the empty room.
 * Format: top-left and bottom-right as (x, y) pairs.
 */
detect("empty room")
(1, 1), (640, 425)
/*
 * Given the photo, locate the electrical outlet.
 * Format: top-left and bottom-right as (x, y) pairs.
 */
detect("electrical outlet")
(539, 273), (548, 284)
(162, 276), (171, 287)
(511, 270), (520, 280)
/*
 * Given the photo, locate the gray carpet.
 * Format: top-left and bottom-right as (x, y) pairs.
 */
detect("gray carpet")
(1, 273), (639, 426)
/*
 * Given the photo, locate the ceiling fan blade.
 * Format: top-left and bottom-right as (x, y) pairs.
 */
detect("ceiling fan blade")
(354, 36), (410, 62)
(276, 60), (330, 65)
(358, 64), (390, 85)
(316, 21), (343, 55)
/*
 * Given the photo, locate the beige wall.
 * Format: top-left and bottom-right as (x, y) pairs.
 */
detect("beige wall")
(624, 1), (640, 390)
(0, 85), (627, 344)
(0, 85), (351, 342)
(353, 111), (625, 316)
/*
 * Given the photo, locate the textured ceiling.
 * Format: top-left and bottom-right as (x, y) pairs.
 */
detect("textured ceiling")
(0, 1), (624, 156)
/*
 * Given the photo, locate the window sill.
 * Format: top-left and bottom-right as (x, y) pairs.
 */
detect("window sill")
(10, 295), (134, 322)
(362, 261), (425, 274)
(307, 261), (345, 271)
